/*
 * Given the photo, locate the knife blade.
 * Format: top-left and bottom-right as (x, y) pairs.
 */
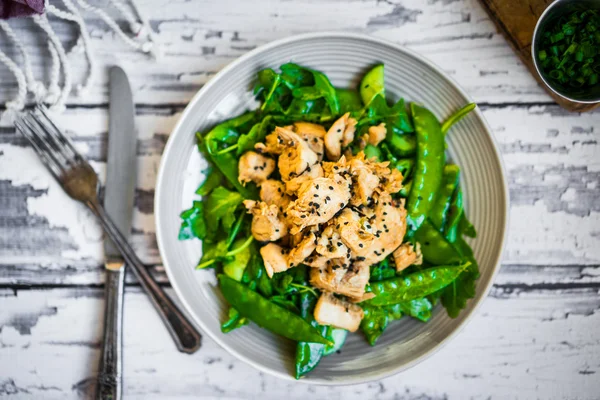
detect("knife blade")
(104, 66), (137, 258)
(96, 66), (136, 400)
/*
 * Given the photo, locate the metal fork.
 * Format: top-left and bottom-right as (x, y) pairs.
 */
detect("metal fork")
(15, 106), (201, 355)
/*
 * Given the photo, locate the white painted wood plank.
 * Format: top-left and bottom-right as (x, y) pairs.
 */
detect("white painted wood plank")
(1, 104), (598, 285)
(0, 0), (549, 106)
(0, 287), (598, 399)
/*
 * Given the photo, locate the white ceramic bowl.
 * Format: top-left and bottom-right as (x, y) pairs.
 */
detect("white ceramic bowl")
(155, 32), (509, 384)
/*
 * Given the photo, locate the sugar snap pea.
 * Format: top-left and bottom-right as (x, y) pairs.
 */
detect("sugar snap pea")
(414, 219), (463, 265)
(406, 103), (445, 231)
(429, 165), (460, 231)
(218, 275), (331, 345)
(364, 262), (470, 306)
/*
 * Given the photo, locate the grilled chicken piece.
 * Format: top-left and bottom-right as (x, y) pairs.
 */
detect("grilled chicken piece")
(238, 151), (276, 186)
(393, 242), (423, 272)
(354, 192), (407, 267)
(288, 232), (317, 268)
(347, 292), (376, 303)
(260, 243), (290, 278)
(324, 113), (357, 161)
(244, 200), (287, 242)
(284, 163), (323, 195)
(255, 130), (286, 155)
(294, 122), (326, 160)
(313, 292), (364, 332)
(367, 123), (387, 146)
(304, 254), (330, 269)
(310, 263), (369, 298)
(316, 226), (350, 259)
(349, 161), (380, 207)
(260, 179), (291, 211)
(276, 127), (319, 181)
(332, 208), (375, 257)
(285, 176), (351, 234)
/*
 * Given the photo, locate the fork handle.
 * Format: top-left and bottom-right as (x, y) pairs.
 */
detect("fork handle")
(96, 264), (124, 400)
(88, 200), (202, 354)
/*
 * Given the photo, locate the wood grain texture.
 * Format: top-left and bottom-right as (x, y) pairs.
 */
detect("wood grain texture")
(0, 0), (599, 397)
(0, 288), (599, 399)
(0, 0), (555, 105)
(479, 0), (599, 112)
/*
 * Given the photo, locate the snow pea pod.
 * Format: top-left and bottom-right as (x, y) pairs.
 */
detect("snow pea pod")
(360, 306), (390, 345)
(295, 292), (326, 379)
(414, 220), (463, 265)
(429, 165), (460, 231)
(406, 103), (445, 231)
(444, 187), (464, 243)
(219, 275), (331, 345)
(364, 262), (470, 307)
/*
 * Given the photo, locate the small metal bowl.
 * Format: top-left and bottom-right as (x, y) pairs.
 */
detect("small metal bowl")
(532, 0), (600, 104)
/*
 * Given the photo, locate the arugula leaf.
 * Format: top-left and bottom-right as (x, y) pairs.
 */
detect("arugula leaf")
(202, 113), (259, 199)
(178, 201), (206, 240)
(336, 88), (363, 114)
(441, 237), (480, 318)
(204, 187), (244, 235)
(197, 239), (231, 268)
(359, 95), (414, 134)
(370, 257), (396, 282)
(237, 116), (273, 156)
(221, 307), (249, 333)
(397, 298), (433, 322)
(195, 166), (224, 196)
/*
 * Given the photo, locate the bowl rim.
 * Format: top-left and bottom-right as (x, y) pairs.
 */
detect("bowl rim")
(531, 0), (600, 104)
(155, 31), (510, 385)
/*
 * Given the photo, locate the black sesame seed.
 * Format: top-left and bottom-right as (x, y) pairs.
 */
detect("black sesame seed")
(359, 243), (364, 248)
(326, 196), (331, 201)
(314, 194), (319, 198)
(344, 222), (349, 225)
(337, 129), (342, 133)
(316, 185), (319, 189)
(313, 138), (318, 143)
(329, 186), (334, 190)
(337, 242), (342, 247)
(301, 215), (307, 219)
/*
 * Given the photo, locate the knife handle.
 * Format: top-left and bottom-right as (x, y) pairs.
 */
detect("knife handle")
(96, 265), (124, 400)
(88, 200), (202, 354)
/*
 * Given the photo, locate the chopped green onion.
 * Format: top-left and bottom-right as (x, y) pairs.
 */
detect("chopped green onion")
(551, 32), (565, 43)
(538, 50), (547, 61)
(538, 9), (599, 88)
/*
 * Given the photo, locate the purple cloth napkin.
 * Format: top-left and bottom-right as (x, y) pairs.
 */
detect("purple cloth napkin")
(0, 0), (44, 19)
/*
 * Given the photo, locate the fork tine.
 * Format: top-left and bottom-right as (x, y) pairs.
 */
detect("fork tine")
(19, 113), (69, 171)
(33, 106), (84, 164)
(15, 117), (64, 181)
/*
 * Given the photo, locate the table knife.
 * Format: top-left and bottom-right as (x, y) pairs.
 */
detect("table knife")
(96, 66), (137, 400)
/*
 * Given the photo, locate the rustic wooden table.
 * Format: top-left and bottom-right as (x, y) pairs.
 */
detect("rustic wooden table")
(0, 0), (599, 398)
